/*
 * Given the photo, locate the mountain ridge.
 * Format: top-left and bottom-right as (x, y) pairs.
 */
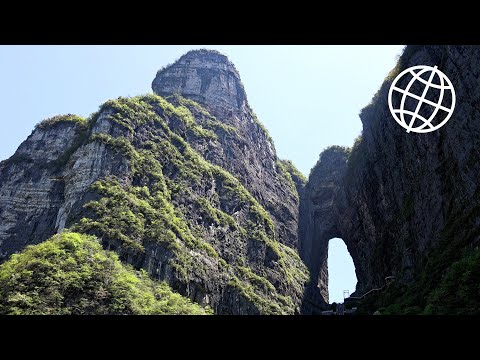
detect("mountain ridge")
(0, 50), (309, 314)
(2, 46), (480, 315)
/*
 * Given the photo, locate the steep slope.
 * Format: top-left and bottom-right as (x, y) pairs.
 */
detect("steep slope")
(152, 50), (304, 248)
(0, 232), (210, 315)
(300, 45), (480, 314)
(0, 50), (309, 314)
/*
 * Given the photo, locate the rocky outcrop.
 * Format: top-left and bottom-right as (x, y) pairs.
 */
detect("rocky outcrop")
(298, 146), (349, 311)
(5, 45), (477, 315)
(300, 45), (480, 313)
(0, 115), (130, 261)
(152, 49), (248, 117)
(153, 49), (301, 249)
(0, 50), (308, 314)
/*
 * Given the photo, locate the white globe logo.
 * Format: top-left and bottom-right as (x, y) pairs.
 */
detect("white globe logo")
(388, 65), (456, 133)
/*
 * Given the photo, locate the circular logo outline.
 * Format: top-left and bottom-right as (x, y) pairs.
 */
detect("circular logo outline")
(388, 65), (456, 133)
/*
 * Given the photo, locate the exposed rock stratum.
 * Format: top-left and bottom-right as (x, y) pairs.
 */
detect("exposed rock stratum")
(1, 46), (480, 315)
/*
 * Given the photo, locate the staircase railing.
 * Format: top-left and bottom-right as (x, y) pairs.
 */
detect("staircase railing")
(345, 276), (395, 301)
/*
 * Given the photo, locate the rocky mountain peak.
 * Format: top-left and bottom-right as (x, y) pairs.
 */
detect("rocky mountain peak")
(0, 48), (309, 315)
(4, 45), (479, 315)
(152, 49), (248, 117)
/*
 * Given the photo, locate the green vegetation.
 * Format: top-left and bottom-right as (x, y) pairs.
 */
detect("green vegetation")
(358, 241), (480, 315)
(167, 93), (240, 137)
(36, 114), (88, 130)
(237, 265), (276, 293)
(422, 248), (480, 315)
(361, 247), (480, 315)
(91, 133), (138, 159)
(249, 110), (274, 144)
(2, 114), (91, 171)
(229, 248), (303, 315)
(345, 135), (363, 184)
(276, 159), (306, 196)
(324, 144), (350, 155)
(173, 94), (212, 117)
(57, 93), (307, 314)
(278, 242), (310, 288)
(0, 232), (210, 315)
(385, 45), (426, 82)
(195, 197), (238, 230)
(309, 145), (352, 182)
(279, 159), (307, 185)
(205, 119), (239, 136)
(73, 177), (219, 259)
(96, 95), (218, 143)
(228, 275), (285, 315)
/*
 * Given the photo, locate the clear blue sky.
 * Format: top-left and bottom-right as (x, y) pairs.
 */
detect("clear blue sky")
(328, 238), (357, 303)
(0, 45), (404, 303)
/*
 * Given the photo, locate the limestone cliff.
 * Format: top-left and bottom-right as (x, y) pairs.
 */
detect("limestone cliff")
(152, 50), (303, 249)
(300, 45), (480, 314)
(0, 50), (308, 315)
(3, 46), (479, 315)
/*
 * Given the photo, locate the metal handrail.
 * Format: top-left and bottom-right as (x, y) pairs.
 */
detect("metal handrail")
(346, 276), (395, 301)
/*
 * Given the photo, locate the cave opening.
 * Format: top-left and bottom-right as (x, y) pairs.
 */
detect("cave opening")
(327, 238), (357, 304)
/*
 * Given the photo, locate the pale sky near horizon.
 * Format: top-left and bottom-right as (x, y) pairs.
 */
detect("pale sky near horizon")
(0, 45), (404, 303)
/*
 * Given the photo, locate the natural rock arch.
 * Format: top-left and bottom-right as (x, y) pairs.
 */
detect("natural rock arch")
(298, 147), (365, 314)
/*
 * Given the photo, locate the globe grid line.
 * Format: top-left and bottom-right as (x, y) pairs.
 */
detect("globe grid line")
(404, 66), (438, 132)
(392, 109), (435, 129)
(388, 65), (456, 134)
(391, 87), (452, 113)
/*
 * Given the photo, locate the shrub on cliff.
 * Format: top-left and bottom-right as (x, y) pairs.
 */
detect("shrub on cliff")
(422, 247), (480, 315)
(0, 232), (210, 315)
(35, 114), (88, 130)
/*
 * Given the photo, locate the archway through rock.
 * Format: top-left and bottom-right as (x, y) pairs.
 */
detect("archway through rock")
(327, 238), (357, 304)
(298, 147), (364, 314)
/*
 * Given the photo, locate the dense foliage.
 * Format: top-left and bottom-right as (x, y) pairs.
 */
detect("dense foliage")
(3, 92), (308, 315)
(36, 114), (88, 130)
(63, 94), (308, 314)
(0, 232), (210, 315)
(357, 245), (480, 315)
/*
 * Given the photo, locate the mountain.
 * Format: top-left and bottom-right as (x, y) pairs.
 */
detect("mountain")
(0, 49), (308, 315)
(300, 45), (480, 314)
(2, 46), (480, 315)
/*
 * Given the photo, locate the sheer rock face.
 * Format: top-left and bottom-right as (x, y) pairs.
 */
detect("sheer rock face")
(298, 148), (348, 311)
(152, 49), (247, 117)
(153, 50), (301, 249)
(5, 46), (478, 315)
(0, 50), (308, 315)
(300, 45), (480, 313)
(0, 117), (129, 261)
